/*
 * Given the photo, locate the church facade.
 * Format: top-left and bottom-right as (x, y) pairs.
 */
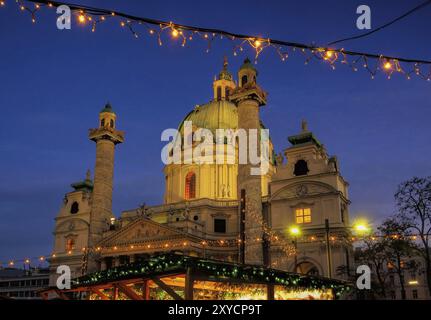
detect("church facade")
(49, 59), (353, 287)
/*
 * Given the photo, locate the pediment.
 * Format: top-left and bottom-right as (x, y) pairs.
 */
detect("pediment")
(98, 218), (188, 247)
(270, 181), (338, 201)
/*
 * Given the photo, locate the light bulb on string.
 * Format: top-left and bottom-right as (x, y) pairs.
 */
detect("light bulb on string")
(383, 61), (392, 70)
(78, 13), (86, 24)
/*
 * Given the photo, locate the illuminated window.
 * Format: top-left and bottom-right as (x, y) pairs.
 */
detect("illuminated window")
(295, 208), (311, 224)
(185, 172), (196, 200)
(66, 238), (75, 251)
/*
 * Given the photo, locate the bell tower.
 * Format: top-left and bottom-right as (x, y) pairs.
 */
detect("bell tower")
(87, 103), (124, 272)
(230, 58), (267, 265)
(213, 57), (236, 101)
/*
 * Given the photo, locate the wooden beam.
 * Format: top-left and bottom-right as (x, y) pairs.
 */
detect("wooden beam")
(267, 284), (274, 300)
(151, 277), (184, 300)
(91, 289), (110, 300)
(39, 291), (49, 300)
(113, 286), (119, 300)
(143, 280), (150, 300)
(55, 289), (70, 300)
(116, 283), (144, 300)
(185, 267), (194, 300)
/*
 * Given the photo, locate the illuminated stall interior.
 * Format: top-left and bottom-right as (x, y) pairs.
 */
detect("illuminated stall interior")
(40, 254), (351, 300)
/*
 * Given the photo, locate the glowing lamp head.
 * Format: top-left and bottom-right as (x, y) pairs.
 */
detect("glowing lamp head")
(384, 61), (392, 70)
(78, 14), (86, 24)
(326, 50), (333, 58)
(289, 226), (301, 236)
(172, 29), (179, 37)
(254, 39), (262, 48)
(1, 1), (6, 6)
(353, 219), (371, 235)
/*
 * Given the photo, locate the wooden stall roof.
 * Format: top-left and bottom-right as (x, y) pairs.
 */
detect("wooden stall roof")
(69, 254), (352, 296)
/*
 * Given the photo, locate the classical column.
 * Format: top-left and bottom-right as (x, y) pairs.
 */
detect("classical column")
(87, 103), (124, 273)
(230, 58), (267, 265)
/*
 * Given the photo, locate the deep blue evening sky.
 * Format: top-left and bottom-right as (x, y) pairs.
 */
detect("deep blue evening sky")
(0, 0), (430, 264)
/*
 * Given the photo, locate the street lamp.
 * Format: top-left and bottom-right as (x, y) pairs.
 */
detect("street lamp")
(352, 219), (372, 236)
(289, 226), (301, 273)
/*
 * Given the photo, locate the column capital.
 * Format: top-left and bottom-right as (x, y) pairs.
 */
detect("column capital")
(229, 85), (267, 106)
(89, 127), (125, 144)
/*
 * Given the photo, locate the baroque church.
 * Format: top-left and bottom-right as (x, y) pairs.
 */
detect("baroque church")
(49, 58), (353, 286)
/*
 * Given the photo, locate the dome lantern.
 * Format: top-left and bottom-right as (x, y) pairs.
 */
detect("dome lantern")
(99, 102), (116, 129)
(213, 57), (236, 101)
(238, 57), (258, 87)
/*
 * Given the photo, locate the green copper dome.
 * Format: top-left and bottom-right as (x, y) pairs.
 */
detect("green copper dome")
(178, 100), (268, 137)
(100, 103), (115, 114)
(179, 100), (238, 135)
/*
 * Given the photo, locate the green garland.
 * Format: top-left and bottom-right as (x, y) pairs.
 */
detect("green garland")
(73, 253), (352, 297)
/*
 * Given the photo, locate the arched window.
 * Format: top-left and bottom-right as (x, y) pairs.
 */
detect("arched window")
(294, 159), (309, 176)
(66, 238), (75, 251)
(241, 75), (248, 87)
(296, 261), (319, 275)
(100, 119), (105, 127)
(225, 87), (230, 99)
(185, 172), (196, 199)
(70, 202), (79, 214)
(216, 86), (222, 100)
(110, 119), (114, 128)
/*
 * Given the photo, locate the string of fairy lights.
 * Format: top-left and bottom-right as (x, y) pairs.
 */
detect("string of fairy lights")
(1, 0), (431, 80)
(0, 232), (422, 269)
(0, 0), (429, 268)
